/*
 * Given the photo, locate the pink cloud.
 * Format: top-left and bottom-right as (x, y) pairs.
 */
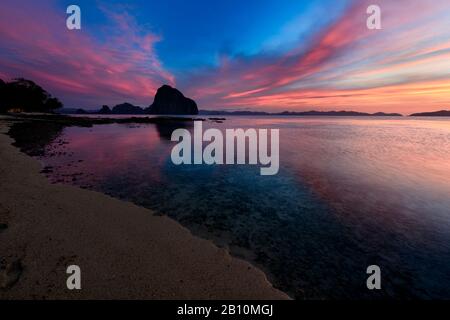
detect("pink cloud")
(0, 0), (174, 108)
(182, 0), (450, 113)
(2, 0), (450, 113)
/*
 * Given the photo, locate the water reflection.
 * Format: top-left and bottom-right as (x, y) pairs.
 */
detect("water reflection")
(155, 120), (194, 140)
(37, 116), (450, 299)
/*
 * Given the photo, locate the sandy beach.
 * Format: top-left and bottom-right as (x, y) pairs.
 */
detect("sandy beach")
(0, 116), (288, 299)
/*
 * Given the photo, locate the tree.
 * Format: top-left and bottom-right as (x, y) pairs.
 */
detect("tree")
(44, 97), (63, 111)
(0, 78), (63, 113)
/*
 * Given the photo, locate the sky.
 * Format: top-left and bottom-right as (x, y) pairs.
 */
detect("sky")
(1, 0), (450, 114)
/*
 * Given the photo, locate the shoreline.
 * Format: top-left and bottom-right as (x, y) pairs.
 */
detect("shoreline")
(0, 116), (289, 299)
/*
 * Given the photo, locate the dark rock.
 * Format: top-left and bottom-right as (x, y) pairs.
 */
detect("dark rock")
(146, 85), (198, 115)
(111, 103), (144, 114)
(98, 105), (111, 114)
(209, 117), (225, 123)
(0, 78), (63, 114)
(0, 223), (7, 231)
(410, 110), (450, 117)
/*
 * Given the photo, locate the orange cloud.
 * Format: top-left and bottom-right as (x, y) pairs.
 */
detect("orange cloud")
(183, 0), (450, 113)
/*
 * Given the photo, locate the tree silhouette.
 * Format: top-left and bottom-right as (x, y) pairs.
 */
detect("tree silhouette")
(0, 78), (63, 113)
(0, 79), (6, 113)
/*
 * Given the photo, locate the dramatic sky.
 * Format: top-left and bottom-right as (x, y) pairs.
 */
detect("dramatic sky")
(1, 0), (450, 113)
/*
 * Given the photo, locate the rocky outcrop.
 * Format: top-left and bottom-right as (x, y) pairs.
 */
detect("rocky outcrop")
(98, 105), (111, 114)
(111, 103), (144, 114)
(410, 110), (450, 117)
(146, 85), (198, 115)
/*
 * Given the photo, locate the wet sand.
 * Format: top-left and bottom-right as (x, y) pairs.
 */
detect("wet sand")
(0, 116), (289, 299)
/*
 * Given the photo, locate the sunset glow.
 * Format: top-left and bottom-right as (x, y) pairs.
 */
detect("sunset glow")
(1, 0), (450, 113)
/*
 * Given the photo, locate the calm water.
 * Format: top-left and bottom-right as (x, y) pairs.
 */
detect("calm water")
(38, 116), (450, 299)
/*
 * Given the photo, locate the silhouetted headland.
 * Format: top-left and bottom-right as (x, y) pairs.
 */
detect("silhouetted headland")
(146, 84), (199, 115)
(112, 102), (145, 114)
(199, 110), (403, 116)
(60, 85), (199, 115)
(410, 110), (450, 117)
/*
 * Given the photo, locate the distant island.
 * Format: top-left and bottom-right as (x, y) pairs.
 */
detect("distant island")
(59, 104), (146, 115)
(2, 77), (449, 118)
(409, 110), (450, 117)
(59, 108), (404, 117)
(60, 85), (199, 115)
(97, 103), (145, 115)
(199, 110), (403, 117)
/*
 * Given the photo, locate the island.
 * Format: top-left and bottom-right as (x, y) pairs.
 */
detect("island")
(146, 85), (199, 115)
(410, 110), (450, 117)
(199, 110), (403, 116)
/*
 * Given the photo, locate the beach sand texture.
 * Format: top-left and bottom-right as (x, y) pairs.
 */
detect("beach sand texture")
(0, 117), (288, 299)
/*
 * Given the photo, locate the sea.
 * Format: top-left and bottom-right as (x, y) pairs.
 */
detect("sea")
(35, 115), (450, 299)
